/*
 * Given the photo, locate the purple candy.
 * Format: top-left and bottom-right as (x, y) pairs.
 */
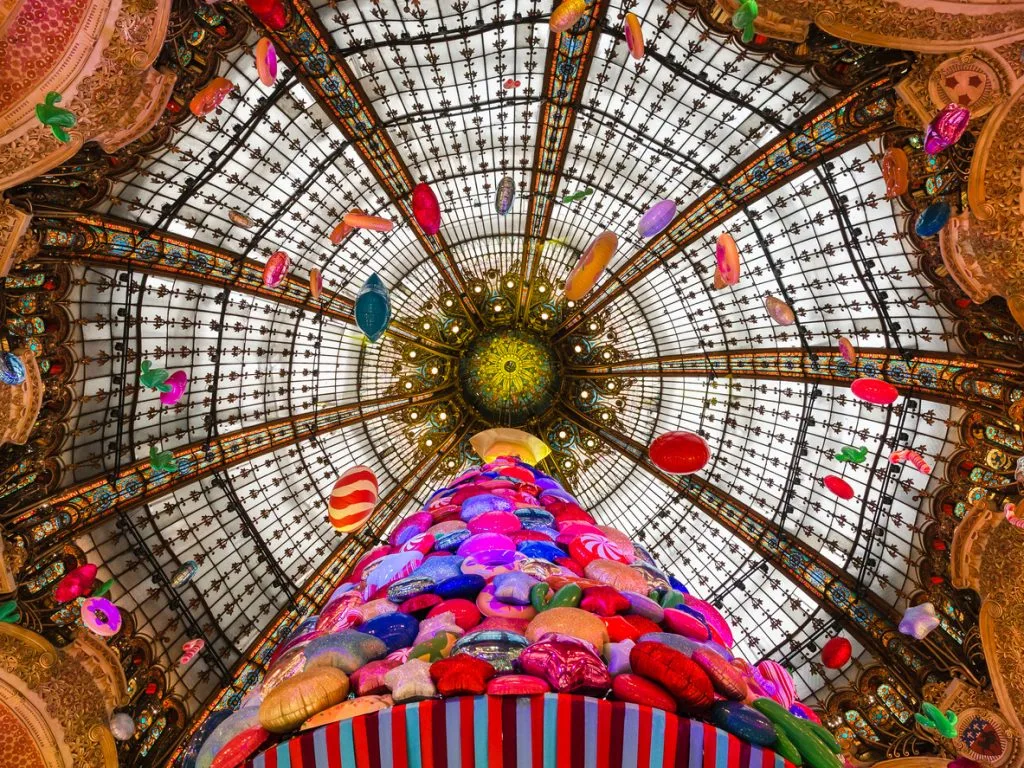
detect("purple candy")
(460, 493), (516, 520)
(637, 199), (676, 238)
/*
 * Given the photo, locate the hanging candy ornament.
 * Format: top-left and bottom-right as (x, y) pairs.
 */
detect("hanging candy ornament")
(495, 176), (515, 215)
(109, 712), (136, 741)
(0, 600), (19, 623)
(822, 475), (855, 500)
(355, 274), (392, 343)
(850, 377), (899, 405)
(881, 147), (909, 198)
(263, 250), (290, 288)
(915, 201), (951, 238)
(715, 233), (741, 286)
(328, 465), (379, 533)
(55, 563), (98, 603)
(899, 602), (940, 639)
(180, 638), (206, 665)
(411, 182), (441, 235)
(255, 38), (278, 86)
(190, 77), (234, 118)
(637, 199), (675, 238)
(820, 636), (852, 669)
(149, 445), (178, 473)
(837, 336), (857, 365)
(564, 231), (618, 301)
(160, 370), (189, 406)
(624, 12), (645, 59)
(330, 211), (359, 243)
(229, 210), (254, 229)
(834, 446), (868, 465)
(1004, 502), (1024, 531)
(171, 560), (200, 589)
(343, 211), (393, 232)
(889, 449), (932, 475)
(0, 351), (26, 385)
(649, 431), (711, 475)
(81, 597), (122, 637)
(550, 0), (587, 32)
(731, 0), (758, 42)
(765, 295), (795, 325)
(561, 188), (594, 204)
(309, 268), (323, 301)
(35, 91), (76, 142)
(244, 0), (288, 30)
(502, 79), (521, 90)
(924, 104), (970, 155)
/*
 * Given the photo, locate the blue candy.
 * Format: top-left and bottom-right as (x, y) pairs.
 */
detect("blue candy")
(434, 574), (486, 600)
(516, 540), (565, 563)
(359, 613), (419, 653)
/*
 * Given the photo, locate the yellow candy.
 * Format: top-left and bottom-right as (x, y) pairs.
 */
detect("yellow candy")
(259, 667), (349, 733)
(550, 0), (587, 32)
(525, 607), (609, 650)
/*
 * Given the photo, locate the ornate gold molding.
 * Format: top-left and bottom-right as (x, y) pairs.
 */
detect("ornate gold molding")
(0, 199), (36, 278)
(0, 349), (43, 447)
(0, 0), (176, 191)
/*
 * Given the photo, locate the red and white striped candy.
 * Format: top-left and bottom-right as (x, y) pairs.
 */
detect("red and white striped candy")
(889, 449), (931, 475)
(329, 465), (379, 533)
(180, 638), (205, 666)
(569, 532), (633, 566)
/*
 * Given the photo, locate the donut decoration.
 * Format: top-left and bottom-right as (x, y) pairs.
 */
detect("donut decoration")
(180, 638), (206, 666)
(637, 199), (675, 238)
(190, 77), (234, 118)
(344, 211), (393, 233)
(564, 231), (618, 301)
(550, 0), (586, 32)
(837, 336), (857, 366)
(649, 431), (711, 475)
(924, 104), (970, 155)
(328, 465), (379, 533)
(850, 377), (899, 405)
(355, 274), (392, 343)
(764, 295), (795, 325)
(309, 268), (323, 301)
(411, 182), (441, 235)
(624, 12), (645, 59)
(262, 250), (290, 289)
(822, 475), (855, 500)
(889, 449), (931, 475)
(715, 233), (740, 286)
(495, 175), (515, 215)
(881, 147), (909, 198)
(255, 38), (278, 86)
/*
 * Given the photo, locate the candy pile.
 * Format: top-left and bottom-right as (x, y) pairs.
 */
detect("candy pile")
(204, 456), (842, 768)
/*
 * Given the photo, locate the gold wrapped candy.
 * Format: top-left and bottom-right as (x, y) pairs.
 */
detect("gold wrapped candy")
(259, 667), (350, 733)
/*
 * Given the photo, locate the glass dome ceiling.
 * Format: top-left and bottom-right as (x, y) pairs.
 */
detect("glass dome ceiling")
(29, 0), (964, 733)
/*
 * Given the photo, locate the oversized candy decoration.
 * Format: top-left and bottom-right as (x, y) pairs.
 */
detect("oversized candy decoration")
(502, 79), (521, 90)
(81, 597), (122, 637)
(35, 91), (76, 142)
(1005, 502), (1024, 530)
(881, 147), (909, 198)
(211, 727), (269, 768)
(55, 563), (98, 603)
(470, 428), (551, 464)
(171, 560), (200, 588)
(495, 175), (515, 215)
(564, 231), (618, 301)
(837, 336), (857, 365)
(649, 431), (710, 475)
(263, 250), (289, 288)
(835, 445), (868, 464)
(899, 602), (940, 639)
(715, 233), (741, 286)
(181, 638), (206, 665)
(637, 199), (675, 238)
(820, 636), (851, 669)
(850, 377), (899, 405)
(355, 274), (392, 342)
(755, 660), (796, 709)
(765, 295), (796, 325)
(915, 202), (951, 238)
(344, 211), (393, 232)
(190, 77), (234, 117)
(561, 188), (594, 204)
(328, 465), (379, 533)
(0, 351), (26, 385)
(624, 12), (645, 59)
(550, 0), (586, 32)
(150, 445), (178, 473)
(889, 449), (932, 475)
(309, 268), (323, 300)
(0, 601), (20, 623)
(411, 182), (441, 235)
(330, 212), (359, 243)
(255, 38), (278, 86)
(731, 0), (758, 42)
(109, 712), (136, 741)
(161, 370), (189, 406)
(244, 0), (287, 30)
(229, 210), (254, 229)
(822, 475), (855, 500)
(924, 104), (970, 155)
(915, 702), (958, 739)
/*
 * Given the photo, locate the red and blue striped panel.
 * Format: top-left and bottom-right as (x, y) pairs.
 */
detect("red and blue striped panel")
(247, 694), (796, 768)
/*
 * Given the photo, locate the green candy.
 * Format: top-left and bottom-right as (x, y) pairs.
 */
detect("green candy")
(915, 702), (957, 739)
(149, 445), (179, 473)
(35, 92), (77, 143)
(140, 360), (172, 392)
(769, 723), (803, 766)
(731, 0), (758, 43)
(408, 631), (458, 662)
(751, 698), (842, 768)
(659, 588), (687, 609)
(0, 600), (20, 623)
(834, 445), (868, 464)
(92, 578), (116, 597)
(529, 582), (582, 612)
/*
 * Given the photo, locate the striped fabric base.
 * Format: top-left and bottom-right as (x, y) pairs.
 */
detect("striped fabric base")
(247, 694), (795, 768)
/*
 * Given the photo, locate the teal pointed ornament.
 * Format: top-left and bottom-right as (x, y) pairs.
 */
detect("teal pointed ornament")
(35, 92), (77, 142)
(355, 274), (392, 343)
(731, 0), (758, 43)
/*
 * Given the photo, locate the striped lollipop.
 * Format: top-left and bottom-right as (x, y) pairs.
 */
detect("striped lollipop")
(755, 659), (797, 708)
(328, 466), (379, 533)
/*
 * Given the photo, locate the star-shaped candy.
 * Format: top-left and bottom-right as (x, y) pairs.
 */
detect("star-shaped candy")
(899, 602), (940, 640)
(384, 658), (436, 702)
(414, 611), (464, 645)
(430, 654), (496, 696)
(605, 639), (635, 675)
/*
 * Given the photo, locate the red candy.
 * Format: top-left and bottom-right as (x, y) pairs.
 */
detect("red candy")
(630, 642), (715, 712)
(823, 475), (855, 500)
(430, 655), (495, 696)
(612, 674), (678, 712)
(427, 599), (481, 631)
(486, 674), (550, 696)
(603, 614), (663, 642)
(580, 586), (630, 616)
(399, 594), (442, 616)
(661, 607), (711, 642)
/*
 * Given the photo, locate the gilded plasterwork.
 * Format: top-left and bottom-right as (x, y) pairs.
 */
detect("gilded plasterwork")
(0, 349), (42, 446)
